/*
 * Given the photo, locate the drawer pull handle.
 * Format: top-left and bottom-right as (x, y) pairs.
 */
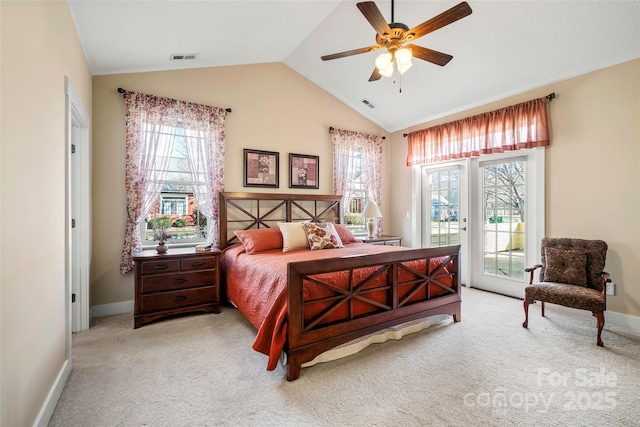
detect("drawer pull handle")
(191, 262), (205, 267)
(174, 295), (188, 301)
(173, 278), (188, 284)
(154, 264), (169, 270)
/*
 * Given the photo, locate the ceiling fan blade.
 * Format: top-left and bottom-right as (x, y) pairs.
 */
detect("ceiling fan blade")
(368, 67), (382, 82)
(357, 1), (391, 37)
(321, 45), (380, 61)
(407, 44), (453, 66)
(408, 1), (472, 40)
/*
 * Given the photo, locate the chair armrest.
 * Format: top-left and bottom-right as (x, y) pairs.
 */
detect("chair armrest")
(525, 264), (543, 284)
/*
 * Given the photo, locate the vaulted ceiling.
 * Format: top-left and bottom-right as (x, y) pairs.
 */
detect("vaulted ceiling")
(68, 1), (640, 132)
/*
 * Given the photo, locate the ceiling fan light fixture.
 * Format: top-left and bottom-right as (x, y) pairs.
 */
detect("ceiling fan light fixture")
(321, 1), (473, 87)
(394, 47), (412, 66)
(375, 52), (392, 71)
(398, 60), (413, 75)
(379, 63), (394, 77)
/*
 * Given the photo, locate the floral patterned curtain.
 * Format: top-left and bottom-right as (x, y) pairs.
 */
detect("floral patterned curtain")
(120, 91), (226, 273)
(120, 92), (175, 273)
(406, 97), (549, 166)
(331, 128), (384, 236)
(182, 102), (226, 245)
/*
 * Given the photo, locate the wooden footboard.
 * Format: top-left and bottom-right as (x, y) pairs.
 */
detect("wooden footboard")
(286, 245), (460, 381)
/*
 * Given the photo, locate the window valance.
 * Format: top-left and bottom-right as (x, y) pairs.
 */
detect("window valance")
(406, 97), (549, 166)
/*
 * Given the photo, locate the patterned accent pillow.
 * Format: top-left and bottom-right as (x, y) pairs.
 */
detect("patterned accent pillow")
(277, 222), (310, 252)
(303, 223), (344, 250)
(233, 228), (283, 254)
(543, 247), (588, 286)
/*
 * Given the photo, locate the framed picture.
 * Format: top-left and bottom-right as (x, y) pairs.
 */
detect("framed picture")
(289, 153), (319, 189)
(243, 149), (279, 187)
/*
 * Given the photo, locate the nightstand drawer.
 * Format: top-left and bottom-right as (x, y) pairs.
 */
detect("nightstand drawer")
(140, 286), (216, 313)
(141, 270), (216, 294)
(181, 256), (217, 271)
(140, 259), (181, 275)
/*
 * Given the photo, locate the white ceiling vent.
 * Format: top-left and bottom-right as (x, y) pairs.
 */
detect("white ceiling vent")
(170, 53), (197, 61)
(361, 98), (375, 109)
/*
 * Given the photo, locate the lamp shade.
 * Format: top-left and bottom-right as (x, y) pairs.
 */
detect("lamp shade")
(361, 201), (382, 218)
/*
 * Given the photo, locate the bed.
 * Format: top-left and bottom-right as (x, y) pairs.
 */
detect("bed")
(218, 192), (461, 380)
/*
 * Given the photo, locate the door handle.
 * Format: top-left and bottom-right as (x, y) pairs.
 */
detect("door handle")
(461, 226), (467, 231)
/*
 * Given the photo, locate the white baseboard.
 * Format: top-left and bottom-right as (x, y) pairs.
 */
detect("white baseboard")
(33, 358), (71, 427)
(90, 300), (134, 320)
(548, 304), (640, 332)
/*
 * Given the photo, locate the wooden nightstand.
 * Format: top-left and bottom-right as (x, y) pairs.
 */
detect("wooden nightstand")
(360, 235), (403, 246)
(132, 247), (221, 328)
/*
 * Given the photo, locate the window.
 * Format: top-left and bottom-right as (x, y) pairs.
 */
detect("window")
(332, 128), (383, 237)
(141, 127), (207, 244)
(120, 90), (226, 274)
(342, 150), (368, 234)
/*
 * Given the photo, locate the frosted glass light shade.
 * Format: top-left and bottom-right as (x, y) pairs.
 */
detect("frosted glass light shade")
(398, 60), (413, 74)
(375, 53), (392, 70)
(395, 47), (412, 65)
(379, 63), (394, 77)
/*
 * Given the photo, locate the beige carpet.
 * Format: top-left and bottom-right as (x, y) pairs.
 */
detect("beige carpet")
(49, 287), (640, 426)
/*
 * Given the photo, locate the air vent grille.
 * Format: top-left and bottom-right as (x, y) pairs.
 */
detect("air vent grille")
(361, 99), (376, 109)
(170, 54), (197, 61)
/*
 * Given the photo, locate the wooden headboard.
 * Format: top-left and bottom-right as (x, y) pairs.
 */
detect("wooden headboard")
(218, 192), (342, 249)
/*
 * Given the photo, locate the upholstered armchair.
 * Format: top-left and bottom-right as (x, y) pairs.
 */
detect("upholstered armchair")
(522, 237), (610, 346)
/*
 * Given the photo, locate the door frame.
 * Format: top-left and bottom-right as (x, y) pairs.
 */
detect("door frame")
(65, 76), (91, 340)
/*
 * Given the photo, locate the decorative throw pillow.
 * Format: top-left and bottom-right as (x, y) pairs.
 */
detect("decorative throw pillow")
(303, 222), (344, 250)
(543, 247), (588, 286)
(233, 228), (283, 254)
(334, 224), (359, 244)
(278, 222), (310, 252)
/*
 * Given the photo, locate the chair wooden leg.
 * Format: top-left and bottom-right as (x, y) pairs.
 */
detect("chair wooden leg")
(523, 299), (532, 328)
(541, 301), (545, 317)
(593, 312), (605, 347)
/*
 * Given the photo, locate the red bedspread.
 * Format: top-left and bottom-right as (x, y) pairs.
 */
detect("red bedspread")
(221, 242), (448, 370)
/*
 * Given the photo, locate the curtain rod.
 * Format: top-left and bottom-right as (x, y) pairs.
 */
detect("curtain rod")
(402, 92), (556, 137)
(117, 87), (232, 113)
(329, 127), (385, 140)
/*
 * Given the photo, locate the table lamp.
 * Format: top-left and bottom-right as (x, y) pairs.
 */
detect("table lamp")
(361, 201), (382, 238)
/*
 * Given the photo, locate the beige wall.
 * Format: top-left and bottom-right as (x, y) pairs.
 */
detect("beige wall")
(91, 64), (388, 306)
(389, 58), (640, 317)
(0, 1), (92, 426)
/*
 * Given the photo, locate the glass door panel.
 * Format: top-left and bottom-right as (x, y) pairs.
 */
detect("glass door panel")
(482, 161), (525, 280)
(422, 167), (461, 247)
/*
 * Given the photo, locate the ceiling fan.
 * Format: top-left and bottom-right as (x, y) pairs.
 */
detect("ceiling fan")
(321, 1), (472, 83)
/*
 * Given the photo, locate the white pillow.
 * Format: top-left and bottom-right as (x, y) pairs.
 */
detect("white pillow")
(277, 222), (309, 252)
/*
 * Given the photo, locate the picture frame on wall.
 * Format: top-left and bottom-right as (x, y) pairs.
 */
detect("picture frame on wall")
(289, 153), (319, 189)
(243, 149), (279, 188)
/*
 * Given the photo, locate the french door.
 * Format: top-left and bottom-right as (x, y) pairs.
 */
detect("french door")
(418, 162), (469, 285)
(469, 150), (544, 298)
(416, 149), (544, 298)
